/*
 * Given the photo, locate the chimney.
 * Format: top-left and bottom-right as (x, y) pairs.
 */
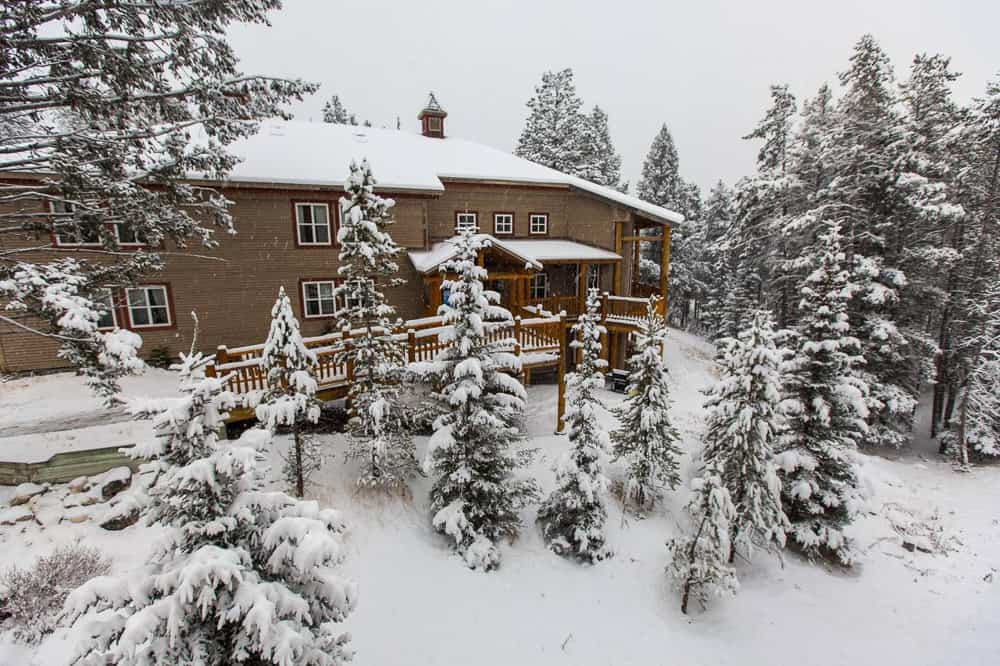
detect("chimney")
(418, 91), (447, 138)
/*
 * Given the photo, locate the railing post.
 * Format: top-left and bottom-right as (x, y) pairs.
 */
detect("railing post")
(556, 312), (567, 434)
(601, 291), (609, 324)
(216, 345), (229, 365)
(407, 329), (416, 363)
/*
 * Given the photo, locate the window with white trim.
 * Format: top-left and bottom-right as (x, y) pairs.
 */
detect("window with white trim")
(302, 280), (337, 318)
(126, 285), (171, 328)
(427, 116), (442, 132)
(493, 212), (513, 235)
(295, 203), (332, 245)
(52, 201), (101, 246)
(529, 213), (548, 235)
(456, 212), (477, 232)
(96, 289), (116, 330)
(529, 273), (548, 300)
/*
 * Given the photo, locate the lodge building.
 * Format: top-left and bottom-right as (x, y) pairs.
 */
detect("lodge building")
(0, 96), (681, 376)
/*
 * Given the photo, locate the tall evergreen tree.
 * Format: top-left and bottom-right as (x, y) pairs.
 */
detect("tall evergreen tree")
(666, 468), (739, 614)
(516, 68), (585, 174)
(66, 352), (357, 664)
(610, 297), (682, 511)
(0, 1), (315, 402)
(577, 105), (623, 188)
(637, 124), (685, 210)
(538, 289), (612, 562)
(702, 311), (789, 561)
(696, 181), (736, 337)
(335, 160), (416, 490)
(776, 223), (868, 565)
(419, 231), (540, 571)
(255, 287), (323, 498)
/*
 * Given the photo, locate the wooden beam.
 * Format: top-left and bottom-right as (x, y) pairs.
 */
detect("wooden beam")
(620, 235), (663, 242)
(660, 225), (671, 312)
(613, 221), (624, 296)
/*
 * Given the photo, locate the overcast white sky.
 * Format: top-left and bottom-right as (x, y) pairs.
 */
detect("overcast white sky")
(229, 0), (998, 193)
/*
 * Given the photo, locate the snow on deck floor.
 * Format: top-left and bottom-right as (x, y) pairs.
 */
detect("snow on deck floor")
(1, 329), (998, 665)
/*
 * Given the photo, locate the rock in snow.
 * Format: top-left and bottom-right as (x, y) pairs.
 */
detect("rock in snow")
(10, 482), (46, 506)
(0, 504), (34, 525)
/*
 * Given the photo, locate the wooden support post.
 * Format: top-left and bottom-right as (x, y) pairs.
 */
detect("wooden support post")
(407, 329), (416, 363)
(661, 225), (672, 313)
(577, 262), (587, 315)
(556, 312), (567, 434)
(613, 221), (624, 296)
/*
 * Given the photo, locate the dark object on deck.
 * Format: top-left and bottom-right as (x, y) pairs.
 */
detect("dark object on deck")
(608, 369), (629, 393)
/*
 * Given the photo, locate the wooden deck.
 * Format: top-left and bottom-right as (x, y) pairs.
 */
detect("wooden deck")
(206, 293), (657, 431)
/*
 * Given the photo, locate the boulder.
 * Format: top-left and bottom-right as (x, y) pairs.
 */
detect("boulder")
(65, 506), (90, 523)
(0, 505), (33, 525)
(94, 466), (133, 500)
(10, 482), (46, 506)
(99, 499), (142, 531)
(68, 476), (90, 493)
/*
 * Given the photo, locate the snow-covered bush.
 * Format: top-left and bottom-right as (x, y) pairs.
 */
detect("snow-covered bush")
(610, 296), (682, 512)
(666, 470), (739, 614)
(538, 288), (612, 562)
(0, 544), (110, 644)
(255, 286), (324, 498)
(336, 160), (416, 490)
(417, 230), (540, 571)
(701, 310), (789, 561)
(776, 223), (868, 565)
(66, 351), (357, 664)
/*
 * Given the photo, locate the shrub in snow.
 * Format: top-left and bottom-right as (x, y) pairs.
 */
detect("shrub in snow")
(537, 289), (612, 563)
(0, 1), (314, 404)
(610, 296), (682, 512)
(666, 469), (739, 614)
(336, 160), (417, 490)
(701, 310), (789, 561)
(255, 286), (324, 498)
(417, 230), (540, 571)
(776, 222), (868, 565)
(67, 351), (357, 664)
(0, 544), (110, 644)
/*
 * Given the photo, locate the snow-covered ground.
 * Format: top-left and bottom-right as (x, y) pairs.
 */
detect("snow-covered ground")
(1, 330), (998, 665)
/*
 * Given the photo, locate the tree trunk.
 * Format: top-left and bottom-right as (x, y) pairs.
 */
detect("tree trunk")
(943, 381), (958, 430)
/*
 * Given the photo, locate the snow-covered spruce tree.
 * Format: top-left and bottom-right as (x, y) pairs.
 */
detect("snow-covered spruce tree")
(418, 230), (540, 571)
(666, 468), (739, 615)
(776, 222), (868, 565)
(66, 352), (357, 665)
(702, 310), (789, 562)
(335, 160), (416, 490)
(950, 280), (1000, 461)
(323, 94), (354, 124)
(577, 106), (623, 189)
(255, 287), (323, 498)
(0, 1), (314, 403)
(610, 297), (682, 512)
(516, 68), (585, 174)
(537, 289), (612, 562)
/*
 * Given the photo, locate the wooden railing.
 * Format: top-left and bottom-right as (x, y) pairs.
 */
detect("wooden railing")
(602, 293), (661, 324)
(206, 313), (566, 402)
(525, 295), (583, 319)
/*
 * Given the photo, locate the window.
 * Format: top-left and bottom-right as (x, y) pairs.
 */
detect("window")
(295, 203), (332, 246)
(96, 289), (116, 330)
(529, 273), (548, 300)
(126, 285), (171, 328)
(493, 212), (513, 235)
(427, 116), (442, 132)
(52, 201), (100, 246)
(302, 280), (338, 318)
(113, 223), (143, 245)
(529, 213), (548, 235)
(455, 212), (478, 233)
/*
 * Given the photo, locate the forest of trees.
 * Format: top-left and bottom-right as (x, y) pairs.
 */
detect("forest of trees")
(516, 36), (998, 458)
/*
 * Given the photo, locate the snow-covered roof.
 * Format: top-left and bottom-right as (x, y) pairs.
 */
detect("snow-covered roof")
(407, 235), (621, 275)
(217, 121), (683, 225)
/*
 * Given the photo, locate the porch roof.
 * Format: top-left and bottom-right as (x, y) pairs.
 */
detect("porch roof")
(407, 235), (622, 275)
